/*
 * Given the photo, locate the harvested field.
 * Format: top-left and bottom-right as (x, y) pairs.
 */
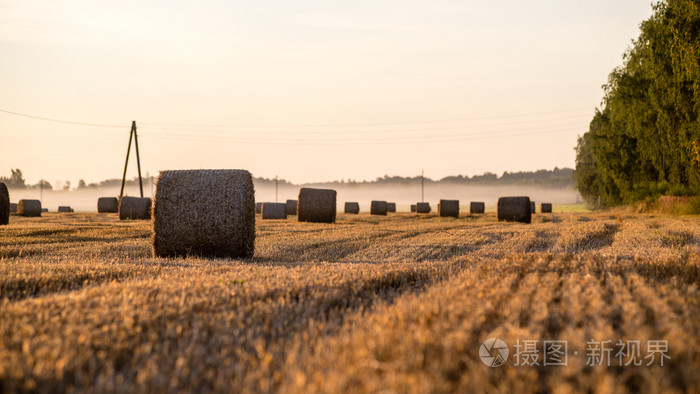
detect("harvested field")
(0, 211), (698, 393)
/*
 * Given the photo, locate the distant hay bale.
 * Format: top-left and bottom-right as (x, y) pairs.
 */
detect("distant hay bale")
(41, 208), (48, 213)
(255, 202), (262, 214)
(438, 199), (459, 218)
(152, 169), (255, 258)
(262, 202), (287, 219)
(286, 199), (297, 215)
(497, 196), (531, 224)
(470, 202), (485, 214)
(344, 202), (360, 214)
(0, 182), (8, 225)
(97, 197), (119, 213)
(531, 201), (536, 214)
(18, 199), (41, 217)
(411, 204), (416, 212)
(416, 202), (431, 214)
(541, 203), (553, 213)
(370, 200), (388, 216)
(387, 202), (396, 213)
(119, 196), (152, 220)
(297, 188), (336, 223)
(58, 206), (73, 213)
(10, 203), (17, 213)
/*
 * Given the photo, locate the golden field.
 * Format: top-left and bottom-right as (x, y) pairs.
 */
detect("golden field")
(0, 211), (698, 393)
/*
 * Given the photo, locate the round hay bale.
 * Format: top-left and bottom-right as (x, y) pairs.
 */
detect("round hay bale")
(41, 208), (49, 213)
(438, 199), (459, 218)
(152, 169), (255, 258)
(18, 199), (41, 217)
(497, 196), (531, 223)
(370, 200), (388, 216)
(541, 203), (553, 213)
(416, 202), (431, 214)
(10, 203), (17, 213)
(255, 202), (262, 214)
(58, 206), (72, 213)
(344, 202), (360, 214)
(470, 202), (485, 214)
(0, 183), (9, 225)
(297, 188), (336, 223)
(262, 202), (287, 219)
(119, 196), (152, 220)
(286, 199), (297, 216)
(387, 202), (396, 213)
(531, 201), (536, 214)
(411, 204), (416, 212)
(97, 197), (119, 213)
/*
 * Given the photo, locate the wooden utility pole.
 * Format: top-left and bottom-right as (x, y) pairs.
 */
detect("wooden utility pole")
(421, 169), (425, 203)
(119, 121), (144, 200)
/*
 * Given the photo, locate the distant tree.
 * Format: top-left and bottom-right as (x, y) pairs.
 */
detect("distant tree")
(0, 168), (27, 188)
(63, 180), (71, 191)
(78, 179), (87, 189)
(33, 179), (52, 190)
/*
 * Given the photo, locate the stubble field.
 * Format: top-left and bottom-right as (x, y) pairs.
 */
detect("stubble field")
(0, 211), (698, 393)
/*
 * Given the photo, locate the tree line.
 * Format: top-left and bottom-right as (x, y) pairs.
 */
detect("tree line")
(575, 0), (699, 206)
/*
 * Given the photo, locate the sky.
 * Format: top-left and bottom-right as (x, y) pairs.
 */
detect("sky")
(0, 0), (655, 186)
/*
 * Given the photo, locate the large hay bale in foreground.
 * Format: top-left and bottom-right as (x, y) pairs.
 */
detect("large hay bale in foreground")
(438, 199), (459, 218)
(371, 200), (388, 216)
(286, 199), (297, 215)
(152, 169), (255, 258)
(531, 201), (536, 214)
(58, 206), (73, 213)
(497, 196), (531, 223)
(97, 197), (119, 213)
(470, 202), (485, 214)
(411, 204), (416, 212)
(416, 202), (431, 214)
(119, 196), (152, 220)
(387, 202), (396, 213)
(262, 202), (287, 219)
(255, 202), (262, 214)
(18, 199), (41, 217)
(297, 188), (336, 223)
(541, 203), (552, 213)
(0, 183), (8, 225)
(345, 202), (360, 214)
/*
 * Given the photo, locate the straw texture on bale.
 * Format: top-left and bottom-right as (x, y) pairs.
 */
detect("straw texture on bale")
(470, 202), (485, 214)
(97, 197), (119, 213)
(416, 202), (431, 214)
(531, 201), (536, 214)
(541, 203), (553, 213)
(286, 199), (297, 215)
(10, 203), (17, 213)
(297, 188), (336, 223)
(497, 196), (531, 224)
(119, 196), (152, 220)
(438, 199), (459, 218)
(58, 206), (73, 213)
(411, 204), (416, 212)
(255, 202), (262, 214)
(152, 169), (255, 258)
(370, 200), (388, 216)
(18, 199), (41, 217)
(344, 202), (360, 214)
(387, 202), (396, 212)
(262, 202), (287, 220)
(0, 183), (8, 225)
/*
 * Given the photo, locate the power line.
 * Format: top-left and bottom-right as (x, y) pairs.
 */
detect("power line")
(0, 109), (124, 128)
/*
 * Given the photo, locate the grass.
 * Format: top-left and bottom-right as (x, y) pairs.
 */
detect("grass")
(0, 211), (698, 393)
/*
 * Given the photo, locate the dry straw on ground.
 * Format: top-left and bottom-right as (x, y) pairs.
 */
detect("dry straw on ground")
(152, 169), (255, 258)
(0, 182), (9, 225)
(297, 188), (336, 223)
(344, 202), (360, 214)
(371, 200), (388, 216)
(387, 202), (396, 212)
(97, 197), (119, 213)
(119, 197), (151, 220)
(438, 199), (459, 218)
(18, 199), (41, 217)
(498, 196), (531, 223)
(416, 202), (431, 213)
(470, 201), (485, 214)
(286, 199), (297, 216)
(262, 203), (287, 220)
(541, 203), (553, 213)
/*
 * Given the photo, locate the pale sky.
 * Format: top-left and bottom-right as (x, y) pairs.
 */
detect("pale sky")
(0, 0), (654, 186)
